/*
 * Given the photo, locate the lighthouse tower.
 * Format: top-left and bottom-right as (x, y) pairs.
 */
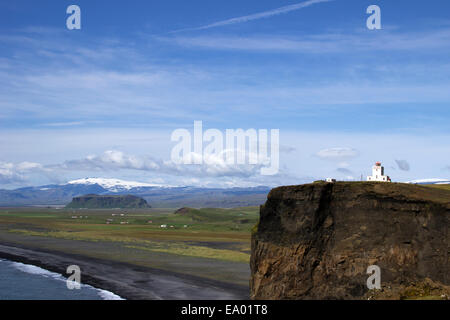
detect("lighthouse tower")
(367, 162), (391, 182)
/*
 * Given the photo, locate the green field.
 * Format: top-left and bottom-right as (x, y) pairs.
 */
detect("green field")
(0, 206), (260, 288)
(0, 206), (258, 264)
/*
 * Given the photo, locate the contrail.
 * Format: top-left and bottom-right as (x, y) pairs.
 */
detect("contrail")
(169, 0), (334, 33)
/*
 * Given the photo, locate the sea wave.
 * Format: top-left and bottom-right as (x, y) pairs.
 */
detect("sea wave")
(4, 259), (124, 300)
(97, 289), (124, 300)
(11, 261), (64, 279)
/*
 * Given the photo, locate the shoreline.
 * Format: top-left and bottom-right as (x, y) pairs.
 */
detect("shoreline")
(0, 257), (123, 300)
(0, 243), (249, 300)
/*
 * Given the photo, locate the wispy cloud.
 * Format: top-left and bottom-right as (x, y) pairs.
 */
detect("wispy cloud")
(169, 0), (334, 33)
(2, 25), (450, 131)
(336, 167), (353, 175)
(43, 121), (87, 127)
(316, 147), (359, 161)
(165, 28), (450, 52)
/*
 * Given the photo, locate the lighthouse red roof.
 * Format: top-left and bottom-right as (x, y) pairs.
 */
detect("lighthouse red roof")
(375, 161), (381, 166)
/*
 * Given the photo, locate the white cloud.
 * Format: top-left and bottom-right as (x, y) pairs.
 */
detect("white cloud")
(52, 150), (271, 179)
(57, 150), (159, 172)
(0, 161), (43, 184)
(1, 130), (450, 188)
(1, 149), (282, 187)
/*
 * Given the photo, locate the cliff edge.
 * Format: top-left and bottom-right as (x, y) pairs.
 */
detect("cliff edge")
(250, 182), (450, 299)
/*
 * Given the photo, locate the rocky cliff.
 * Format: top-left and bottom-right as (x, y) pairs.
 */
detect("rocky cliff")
(250, 182), (450, 299)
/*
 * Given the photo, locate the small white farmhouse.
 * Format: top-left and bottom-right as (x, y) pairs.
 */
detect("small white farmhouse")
(367, 162), (391, 182)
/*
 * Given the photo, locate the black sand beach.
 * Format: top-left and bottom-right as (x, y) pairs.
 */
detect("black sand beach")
(0, 243), (249, 300)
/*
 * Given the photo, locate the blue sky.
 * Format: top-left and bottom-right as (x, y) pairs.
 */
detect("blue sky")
(0, 0), (449, 188)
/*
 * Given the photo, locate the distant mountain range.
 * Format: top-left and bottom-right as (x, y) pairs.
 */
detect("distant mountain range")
(1, 177), (448, 208)
(0, 178), (271, 208)
(67, 178), (169, 191)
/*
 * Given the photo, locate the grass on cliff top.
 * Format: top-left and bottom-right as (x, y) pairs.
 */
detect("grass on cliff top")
(424, 184), (450, 191)
(307, 181), (450, 203)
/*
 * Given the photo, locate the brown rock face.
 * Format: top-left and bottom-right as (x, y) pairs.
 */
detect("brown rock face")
(250, 182), (450, 299)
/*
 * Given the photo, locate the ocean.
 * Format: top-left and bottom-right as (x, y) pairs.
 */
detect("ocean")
(0, 259), (123, 300)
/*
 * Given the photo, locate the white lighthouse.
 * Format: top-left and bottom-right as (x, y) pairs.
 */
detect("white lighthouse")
(367, 162), (391, 182)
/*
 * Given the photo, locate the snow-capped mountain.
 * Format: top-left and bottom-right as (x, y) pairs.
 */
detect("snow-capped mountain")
(0, 178), (270, 207)
(407, 178), (450, 185)
(67, 178), (165, 192)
